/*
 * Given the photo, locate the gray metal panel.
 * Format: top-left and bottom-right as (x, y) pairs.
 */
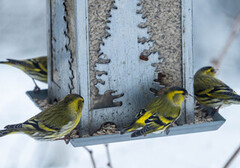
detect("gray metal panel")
(75, 0), (91, 136)
(178, 0), (194, 124)
(48, 0), (74, 103)
(183, 0), (194, 123)
(70, 112), (225, 147)
(46, 0), (51, 96)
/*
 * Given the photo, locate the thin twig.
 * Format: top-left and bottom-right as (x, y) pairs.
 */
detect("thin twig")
(105, 144), (113, 168)
(224, 144), (240, 168)
(212, 12), (240, 68)
(83, 147), (96, 168)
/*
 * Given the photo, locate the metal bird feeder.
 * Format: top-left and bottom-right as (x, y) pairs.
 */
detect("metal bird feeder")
(27, 0), (225, 147)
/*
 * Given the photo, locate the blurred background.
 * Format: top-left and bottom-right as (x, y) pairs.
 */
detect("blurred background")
(0, 0), (240, 167)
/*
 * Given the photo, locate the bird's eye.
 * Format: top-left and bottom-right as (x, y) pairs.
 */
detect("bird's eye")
(210, 69), (214, 72)
(77, 100), (82, 108)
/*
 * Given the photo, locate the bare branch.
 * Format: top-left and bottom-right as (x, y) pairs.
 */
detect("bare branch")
(224, 144), (240, 168)
(212, 12), (240, 68)
(83, 147), (96, 168)
(105, 144), (113, 168)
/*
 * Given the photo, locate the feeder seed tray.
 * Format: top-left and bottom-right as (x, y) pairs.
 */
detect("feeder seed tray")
(26, 90), (225, 147)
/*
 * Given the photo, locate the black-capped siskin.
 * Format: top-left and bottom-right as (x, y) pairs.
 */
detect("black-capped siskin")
(121, 87), (188, 137)
(194, 66), (240, 114)
(0, 94), (84, 144)
(0, 56), (47, 91)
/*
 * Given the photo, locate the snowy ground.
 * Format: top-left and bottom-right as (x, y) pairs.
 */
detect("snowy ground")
(0, 0), (240, 168)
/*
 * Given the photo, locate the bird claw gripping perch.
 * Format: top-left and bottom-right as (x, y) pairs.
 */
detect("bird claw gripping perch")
(56, 135), (71, 144)
(32, 79), (41, 92)
(56, 131), (74, 144)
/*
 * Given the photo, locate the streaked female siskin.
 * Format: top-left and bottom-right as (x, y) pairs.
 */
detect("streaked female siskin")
(0, 94), (84, 144)
(194, 66), (240, 114)
(0, 56), (47, 91)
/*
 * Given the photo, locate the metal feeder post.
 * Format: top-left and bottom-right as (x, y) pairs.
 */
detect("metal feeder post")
(27, 0), (225, 147)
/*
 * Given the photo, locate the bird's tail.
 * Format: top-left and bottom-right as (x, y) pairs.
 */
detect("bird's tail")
(0, 130), (12, 137)
(120, 122), (144, 135)
(0, 59), (27, 67)
(120, 127), (130, 134)
(0, 60), (12, 65)
(0, 123), (23, 137)
(230, 95), (240, 104)
(120, 111), (146, 134)
(131, 129), (144, 137)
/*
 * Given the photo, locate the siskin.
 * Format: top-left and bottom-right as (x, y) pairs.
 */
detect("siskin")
(194, 66), (240, 115)
(121, 87), (188, 137)
(0, 94), (84, 144)
(0, 56), (47, 91)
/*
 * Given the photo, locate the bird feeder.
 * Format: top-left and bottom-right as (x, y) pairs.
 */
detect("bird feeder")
(27, 0), (225, 147)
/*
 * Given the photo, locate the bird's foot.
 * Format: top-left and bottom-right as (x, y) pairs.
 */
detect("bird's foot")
(205, 107), (220, 117)
(32, 79), (40, 92)
(165, 128), (170, 135)
(55, 134), (71, 144)
(165, 124), (173, 135)
(33, 86), (40, 92)
(216, 105), (222, 111)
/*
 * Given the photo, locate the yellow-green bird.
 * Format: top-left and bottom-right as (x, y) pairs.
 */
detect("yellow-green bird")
(0, 94), (84, 144)
(194, 66), (240, 114)
(0, 56), (47, 91)
(121, 87), (188, 137)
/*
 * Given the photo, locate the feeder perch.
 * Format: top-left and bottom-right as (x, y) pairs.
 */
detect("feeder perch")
(26, 0), (225, 146)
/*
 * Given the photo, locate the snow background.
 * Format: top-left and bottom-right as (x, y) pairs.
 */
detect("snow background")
(0, 0), (240, 167)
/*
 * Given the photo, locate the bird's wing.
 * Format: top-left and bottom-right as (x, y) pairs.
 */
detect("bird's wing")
(120, 108), (148, 134)
(32, 56), (47, 73)
(128, 98), (164, 128)
(195, 75), (237, 99)
(23, 118), (58, 133)
(27, 57), (47, 74)
(133, 96), (165, 122)
(145, 96), (163, 110)
(135, 108), (147, 120)
(145, 114), (169, 129)
(132, 97), (166, 126)
(131, 113), (173, 137)
(26, 104), (75, 132)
